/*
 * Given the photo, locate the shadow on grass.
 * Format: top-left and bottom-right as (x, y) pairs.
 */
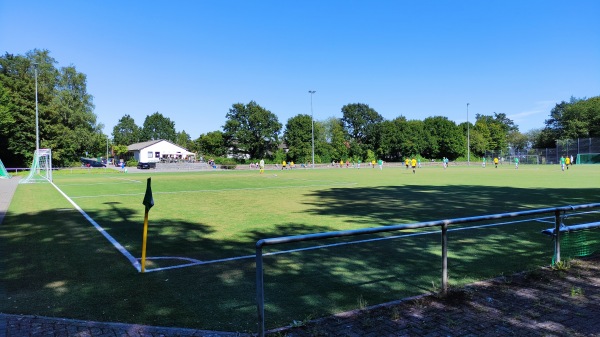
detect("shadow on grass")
(0, 183), (598, 333)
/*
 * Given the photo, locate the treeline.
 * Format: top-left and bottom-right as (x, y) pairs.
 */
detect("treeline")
(1, 50), (598, 167)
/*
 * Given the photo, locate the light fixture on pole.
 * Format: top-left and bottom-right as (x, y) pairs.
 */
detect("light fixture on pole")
(34, 62), (39, 152)
(467, 103), (470, 165)
(309, 90), (316, 169)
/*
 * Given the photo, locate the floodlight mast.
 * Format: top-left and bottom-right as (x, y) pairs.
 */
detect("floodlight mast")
(467, 103), (470, 165)
(309, 90), (316, 169)
(34, 62), (39, 152)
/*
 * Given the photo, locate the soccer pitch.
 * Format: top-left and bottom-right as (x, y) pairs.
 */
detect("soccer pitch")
(1, 164), (599, 332)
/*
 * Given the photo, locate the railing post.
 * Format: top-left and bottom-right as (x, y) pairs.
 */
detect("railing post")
(554, 210), (561, 264)
(441, 222), (448, 295)
(256, 244), (265, 337)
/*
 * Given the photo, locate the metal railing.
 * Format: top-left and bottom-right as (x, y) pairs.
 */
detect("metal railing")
(255, 202), (600, 336)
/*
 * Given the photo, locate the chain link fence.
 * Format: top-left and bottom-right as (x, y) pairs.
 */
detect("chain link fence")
(484, 138), (600, 165)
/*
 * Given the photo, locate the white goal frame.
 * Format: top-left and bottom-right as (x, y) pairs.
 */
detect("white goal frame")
(19, 148), (53, 184)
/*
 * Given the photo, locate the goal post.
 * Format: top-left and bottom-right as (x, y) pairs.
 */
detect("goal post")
(576, 153), (600, 164)
(506, 155), (539, 165)
(19, 149), (53, 184)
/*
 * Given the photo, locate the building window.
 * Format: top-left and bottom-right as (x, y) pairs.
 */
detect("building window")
(147, 151), (153, 159)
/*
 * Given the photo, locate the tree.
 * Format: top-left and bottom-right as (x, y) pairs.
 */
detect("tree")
(283, 114), (313, 163)
(196, 130), (227, 157)
(142, 112), (176, 142)
(176, 130), (192, 150)
(423, 116), (465, 160)
(0, 49), (101, 167)
(507, 130), (529, 153)
(113, 114), (142, 145)
(340, 103), (383, 149)
(321, 117), (348, 162)
(222, 101), (282, 159)
(378, 118), (407, 161)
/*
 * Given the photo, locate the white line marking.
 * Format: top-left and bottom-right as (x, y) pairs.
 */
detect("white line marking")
(50, 181), (142, 272)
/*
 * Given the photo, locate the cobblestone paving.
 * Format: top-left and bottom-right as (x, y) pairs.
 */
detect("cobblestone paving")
(267, 255), (600, 337)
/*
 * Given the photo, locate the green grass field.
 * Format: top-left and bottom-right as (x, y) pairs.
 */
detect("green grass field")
(1, 164), (599, 332)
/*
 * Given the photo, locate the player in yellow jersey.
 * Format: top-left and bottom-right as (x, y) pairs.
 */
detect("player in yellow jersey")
(494, 157), (499, 168)
(411, 158), (417, 173)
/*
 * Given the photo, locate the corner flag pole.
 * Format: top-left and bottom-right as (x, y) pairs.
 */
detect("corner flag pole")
(141, 177), (154, 273)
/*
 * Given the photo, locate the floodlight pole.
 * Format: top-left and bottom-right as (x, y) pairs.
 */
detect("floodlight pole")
(34, 62), (40, 152)
(106, 136), (109, 164)
(467, 103), (470, 165)
(309, 90), (316, 169)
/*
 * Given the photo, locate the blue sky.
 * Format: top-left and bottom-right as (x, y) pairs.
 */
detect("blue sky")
(2, 1), (599, 139)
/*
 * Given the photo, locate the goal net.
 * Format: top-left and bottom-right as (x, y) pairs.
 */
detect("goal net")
(506, 155), (539, 165)
(19, 149), (53, 184)
(0, 159), (10, 179)
(576, 153), (600, 164)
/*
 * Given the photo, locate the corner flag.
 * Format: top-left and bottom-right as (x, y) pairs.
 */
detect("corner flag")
(141, 177), (153, 273)
(142, 178), (154, 211)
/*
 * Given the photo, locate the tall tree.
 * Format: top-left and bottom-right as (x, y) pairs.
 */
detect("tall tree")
(195, 130), (227, 157)
(423, 116), (465, 160)
(112, 114), (142, 145)
(321, 117), (348, 162)
(222, 101), (282, 159)
(341, 103), (384, 147)
(176, 130), (192, 150)
(142, 112), (176, 142)
(283, 114), (313, 163)
(0, 49), (100, 167)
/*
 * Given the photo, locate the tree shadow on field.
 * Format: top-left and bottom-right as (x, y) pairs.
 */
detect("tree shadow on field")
(2, 183), (599, 334)
(302, 184), (600, 225)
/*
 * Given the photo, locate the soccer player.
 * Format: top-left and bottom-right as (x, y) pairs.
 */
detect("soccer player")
(282, 160), (287, 170)
(259, 159), (265, 174)
(514, 157), (519, 169)
(405, 158), (410, 170)
(494, 157), (499, 168)
(411, 158), (417, 173)
(377, 159), (383, 170)
(565, 156), (571, 169)
(560, 156), (566, 171)
(482, 157), (486, 168)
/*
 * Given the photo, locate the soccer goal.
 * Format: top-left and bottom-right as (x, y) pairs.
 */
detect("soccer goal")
(576, 153), (600, 164)
(506, 155), (539, 165)
(19, 149), (53, 184)
(0, 159), (11, 179)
